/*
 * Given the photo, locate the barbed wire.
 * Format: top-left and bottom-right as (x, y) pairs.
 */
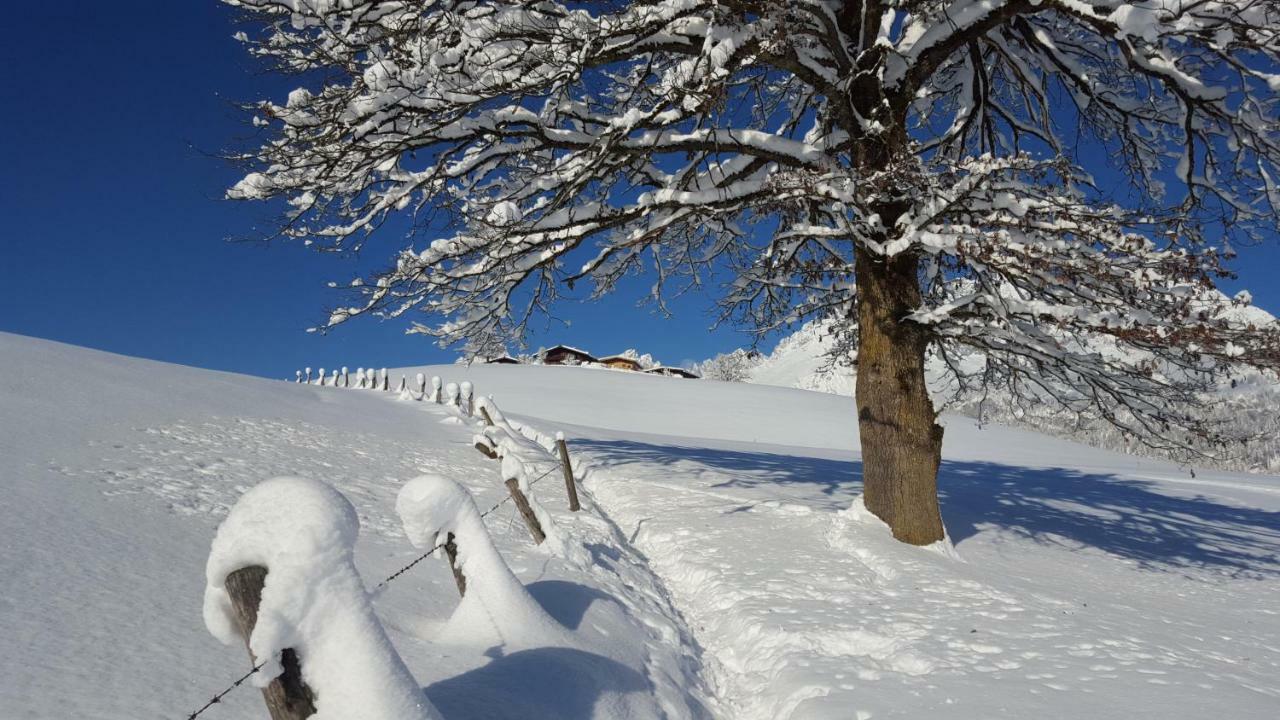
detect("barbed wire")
(184, 460), (564, 719)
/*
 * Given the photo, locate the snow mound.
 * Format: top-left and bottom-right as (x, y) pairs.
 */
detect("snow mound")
(204, 477), (440, 720)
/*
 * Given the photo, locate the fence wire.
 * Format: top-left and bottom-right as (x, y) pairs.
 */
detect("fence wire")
(185, 462), (562, 719)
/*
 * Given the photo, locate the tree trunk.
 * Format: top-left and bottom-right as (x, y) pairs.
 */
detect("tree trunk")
(854, 246), (946, 545)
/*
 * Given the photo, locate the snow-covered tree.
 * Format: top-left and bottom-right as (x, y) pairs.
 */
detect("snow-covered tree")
(696, 349), (763, 382)
(225, 1), (1280, 545)
(618, 348), (659, 370)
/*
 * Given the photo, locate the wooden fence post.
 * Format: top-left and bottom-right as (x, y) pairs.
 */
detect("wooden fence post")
(381, 369), (389, 392)
(304, 367), (312, 384)
(443, 533), (467, 597)
(555, 433), (581, 512)
(479, 406), (494, 427)
(224, 566), (318, 720)
(397, 375), (407, 393)
(474, 436), (498, 459)
(294, 370), (302, 383)
(341, 367), (349, 388)
(504, 478), (546, 545)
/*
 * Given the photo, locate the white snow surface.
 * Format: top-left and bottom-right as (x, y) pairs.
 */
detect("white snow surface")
(1, 330), (1278, 719)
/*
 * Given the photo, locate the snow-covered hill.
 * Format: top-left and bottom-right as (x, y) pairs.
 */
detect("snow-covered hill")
(726, 317), (1280, 473)
(3, 331), (1279, 720)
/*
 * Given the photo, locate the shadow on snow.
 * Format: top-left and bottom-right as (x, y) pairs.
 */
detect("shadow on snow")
(573, 438), (1280, 579)
(424, 646), (648, 720)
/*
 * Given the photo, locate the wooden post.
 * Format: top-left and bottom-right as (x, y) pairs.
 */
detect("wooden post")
(224, 566), (318, 720)
(443, 533), (467, 596)
(397, 375), (407, 393)
(381, 369), (389, 392)
(504, 478), (546, 545)
(556, 435), (581, 512)
(479, 406), (494, 427)
(474, 437), (498, 459)
(341, 367), (349, 388)
(294, 370), (302, 383)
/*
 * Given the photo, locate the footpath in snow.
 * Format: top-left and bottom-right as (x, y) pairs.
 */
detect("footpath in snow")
(410, 363), (1280, 720)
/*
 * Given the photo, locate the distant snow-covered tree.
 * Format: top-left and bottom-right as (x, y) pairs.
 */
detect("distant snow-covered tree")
(225, 0), (1280, 545)
(618, 348), (659, 370)
(696, 349), (763, 383)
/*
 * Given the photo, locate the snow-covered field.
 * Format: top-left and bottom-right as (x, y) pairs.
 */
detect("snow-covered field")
(2, 331), (1278, 719)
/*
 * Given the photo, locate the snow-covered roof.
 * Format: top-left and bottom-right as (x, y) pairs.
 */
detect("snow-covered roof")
(542, 345), (597, 359)
(645, 366), (699, 378)
(598, 354), (642, 363)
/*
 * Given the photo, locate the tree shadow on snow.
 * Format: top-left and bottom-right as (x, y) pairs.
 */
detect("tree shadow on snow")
(424, 646), (649, 720)
(573, 438), (1280, 579)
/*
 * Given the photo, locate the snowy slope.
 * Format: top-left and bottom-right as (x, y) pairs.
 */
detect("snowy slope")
(0, 333), (713, 720)
(2, 332), (1278, 720)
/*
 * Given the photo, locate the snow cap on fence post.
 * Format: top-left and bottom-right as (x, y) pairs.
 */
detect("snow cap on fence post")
(295, 370), (302, 383)
(341, 367), (349, 388)
(304, 367), (312, 384)
(330, 369), (338, 386)
(460, 381), (474, 415)
(396, 474), (569, 648)
(445, 382), (460, 407)
(430, 376), (442, 403)
(204, 477), (442, 720)
(318, 368), (327, 387)
(355, 368), (365, 388)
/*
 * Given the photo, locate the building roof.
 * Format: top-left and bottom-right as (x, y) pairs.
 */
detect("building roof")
(598, 354), (642, 364)
(645, 366), (700, 378)
(541, 345), (598, 362)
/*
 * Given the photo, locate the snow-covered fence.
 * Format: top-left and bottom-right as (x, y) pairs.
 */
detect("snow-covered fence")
(202, 477), (441, 720)
(188, 382), (582, 720)
(284, 366), (582, 519)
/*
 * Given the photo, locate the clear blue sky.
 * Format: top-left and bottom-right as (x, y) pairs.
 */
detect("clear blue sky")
(2, 3), (1278, 379)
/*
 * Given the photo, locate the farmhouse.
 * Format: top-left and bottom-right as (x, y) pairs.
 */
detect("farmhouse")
(645, 366), (700, 379)
(541, 345), (598, 366)
(598, 354), (643, 371)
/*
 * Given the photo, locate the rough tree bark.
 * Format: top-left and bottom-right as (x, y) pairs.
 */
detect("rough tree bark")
(854, 247), (945, 545)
